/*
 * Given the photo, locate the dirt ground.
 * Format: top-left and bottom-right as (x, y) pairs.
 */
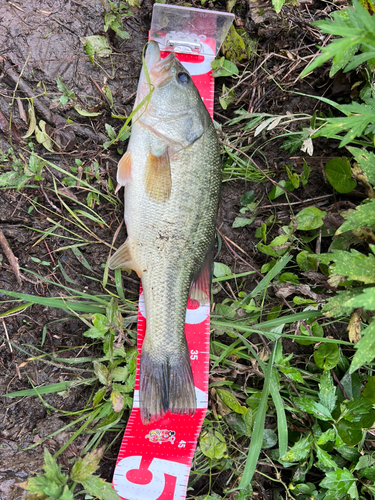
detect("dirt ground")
(0, 0), (344, 498)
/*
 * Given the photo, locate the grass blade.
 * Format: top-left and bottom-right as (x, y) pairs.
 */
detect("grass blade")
(5, 377), (97, 397)
(248, 254), (293, 300)
(0, 289), (106, 313)
(0, 302), (33, 318)
(238, 340), (278, 489)
(270, 369), (288, 458)
(115, 268), (126, 302)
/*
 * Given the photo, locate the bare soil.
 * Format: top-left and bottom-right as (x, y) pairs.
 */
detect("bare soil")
(0, 0), (349, 498)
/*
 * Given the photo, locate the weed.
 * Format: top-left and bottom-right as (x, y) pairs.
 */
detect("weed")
(103, 1), (133, 40)
(19, 447), (122, 499)
(0, 146), (45, 189)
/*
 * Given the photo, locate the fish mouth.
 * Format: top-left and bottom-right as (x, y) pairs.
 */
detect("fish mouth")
(145, 41), (177, 88)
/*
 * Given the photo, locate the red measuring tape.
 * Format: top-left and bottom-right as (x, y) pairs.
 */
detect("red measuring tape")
(112, 7), (233, 499)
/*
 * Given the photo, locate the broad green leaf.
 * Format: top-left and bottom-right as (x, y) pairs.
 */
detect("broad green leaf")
(320, 249), (375, 284)
(213, 262), (232, 278)
(290, 484), (315, 496)
(350, 321), (375, 373)
(323, 288), (366, 317)
(281, 434), (313, 462)
(221, 25), (247, 62)
(287, 166), (300, 189)
(314, 343), (340, 370)
(362, 376), (375, 403)
(325, 157), (356, 193)
(279, 272), (300, 284)
(43, 448), (67, 485)
(211, 57), (239, 77)
(337, 445), (361, 462)
(94, 408), (123, 432)
(337, 199), (375, 234)
(338, 371), (362, 402)
(272, 0), (286, 13)
(262, 428), (277, 449)
(257, 235), (290, 257)
(225, 412), (247, 436)
(92, 313), (110, 331)
(200, 431), (227, 459)
(336, 419), (363, 446)
(319, 370), (337, 412)
(71, 448), (103, 482)
(217, 389), (247, 415)
(317, 428), (336, 445)
(81, 475), (122, 499)
(354, 455), (375, 472)
(315, 446), (337, 470)
(83, 35), (112, 64)
(0, 171), (25, 188)
(84, 326), (108, 339)
(269, 179), (294, 200)
(347, 147), (375, 186)
(93, 386), (107, 407)
(296, 250), (318, 271)
(319, 469), (355, 495)
(240, 190), (255, 205)
(296, 207), (327, 231)
(278, 366), (304, 383)
(361, 465), (375, 482)
(345, 287), (375, 311)
(295, 397), (334, 421)
(93, 361), (110, 386)
(111, 366), (128, 382)
(232, 216), (255, 228)
(343, 398), (373, 422)
(298, 321), (324, 345)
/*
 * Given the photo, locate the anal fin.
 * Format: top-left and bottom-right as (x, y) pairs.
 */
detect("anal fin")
(189, 240), (214, 306)
(108, 238), (142, 277)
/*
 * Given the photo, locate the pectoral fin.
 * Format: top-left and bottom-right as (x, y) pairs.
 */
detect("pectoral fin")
(144, 148), (171, 202)
(108, 238), (142, 277)
(116, 151), (132, 189)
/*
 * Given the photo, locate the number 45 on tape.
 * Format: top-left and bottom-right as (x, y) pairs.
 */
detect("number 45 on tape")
(112, 6), (233, 500)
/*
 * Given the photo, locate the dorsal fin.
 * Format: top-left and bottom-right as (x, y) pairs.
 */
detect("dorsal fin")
(108, 238), (143, 277)
(144, 149), (171, 202)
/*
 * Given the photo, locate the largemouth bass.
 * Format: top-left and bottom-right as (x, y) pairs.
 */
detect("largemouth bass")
(109, 41), (221, 424)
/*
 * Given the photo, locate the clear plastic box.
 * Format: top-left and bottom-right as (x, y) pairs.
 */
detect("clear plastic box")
(150, 4), (234, 56)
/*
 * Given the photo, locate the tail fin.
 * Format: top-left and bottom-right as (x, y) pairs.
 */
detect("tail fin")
(139, 349), (196, 425)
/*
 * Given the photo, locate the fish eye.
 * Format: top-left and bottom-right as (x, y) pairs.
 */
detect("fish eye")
(177, 72), (190, 84)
